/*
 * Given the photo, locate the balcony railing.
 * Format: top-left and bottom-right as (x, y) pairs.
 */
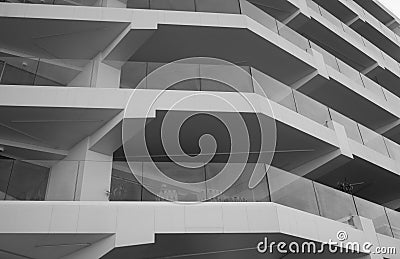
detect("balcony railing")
(3, 0), (400, 97)
(0, 57), (95, 87)
(0, 158), (49, 201)
(305, 0), (400, 96)
(119, 60), (400, 160)
(0, 0), (105, 6)
(1, 55), (399, 160)
(344, 0), (400, 49)
(109, 160), (400, 240)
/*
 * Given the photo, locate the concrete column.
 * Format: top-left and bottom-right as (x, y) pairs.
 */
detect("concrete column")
(46, 138), (113, 201)
(67, 54), (122, 88)
(91, 54), (122, 88)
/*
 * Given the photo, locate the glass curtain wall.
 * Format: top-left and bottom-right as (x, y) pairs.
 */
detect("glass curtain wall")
(0, 156), (49, 201)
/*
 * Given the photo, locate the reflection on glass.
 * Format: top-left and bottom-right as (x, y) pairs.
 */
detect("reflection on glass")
(195, 0), (240, 14)
(305, 0), (321, 15)
(251, 68), (296, 111)
(386, 208), (400, 239)
(310, 42), (340, 71)
(354, 197), (393, 237)
(336, 59), (363, 86)
(0, 158), (13, 200)
(110, 177), (142, 201)
(6, 161), (49, 201)
(206, 163), (269, 202)
(314, 182), (357, 224)
(147, 62), (201, 91)
(384, 138), (400, 160)
(142, 162), (206, 202)
(329, 109), (363, 143)
(293, 91), (331, 126)
(268, 166), (320, 216)
(319, 7), (344, 30)
(276, 20), (311, 53)
(342, 24), (364, 46)
(110, 161), (142, 201)
(200, 64), (252, 92)
(0, 59), (38, 85)
(0, 0), (104, 5)
(120, 62), (147, 89)
(358, 124), (390, 156)
(0, 57), (93, 87)
(127, 0), (150, 8)
(240, 0), (278, 33)
(360, 74), (386, 101)
(382, 51), (400, 75)
(149, 0), (195, 11)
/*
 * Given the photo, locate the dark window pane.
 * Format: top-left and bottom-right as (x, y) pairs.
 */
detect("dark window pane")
(354, 197), (392, 237)
(314, 182), (357, 225)
(150, 0), (195, 11)
(6, 161), (49, 201)
(110, 161), (143, 201)
(1, 64), (36, 85)
(268, 166), (319, 216)
(386, 208), (400, 239)
(120, 62), (147, 89)
(142, 162), (206, 201)
(147, 62), (201, 91)
(200, 65), (252, 93)
(195, 0), (240, 14)
(34, 75), (62, 86)
(0, 159), (13, 200)
(206, 163), (269, 202)
(127, 0), (150, 9)
(110, 177), (142, 201)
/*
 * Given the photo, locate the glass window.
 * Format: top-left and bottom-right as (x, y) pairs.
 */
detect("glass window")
(120, 62), (147, 89)
(386, 208), (400, 239)
(293, 91), (331, 126)
(0, 60), (4, 82)
(1, 63), (36, 85)
(330, 109), (363, 143)
(195, 0), (241, 14)
(205, 163), (269, 202)
(267, 166), (320, 216)
(358, 124), (390, 157)
(314, 182), (358, 224)
(127, 0), (150, 9)
(310, 42), (340, 71)
(354, 197), (393, 237)
(147, 62), (201, 91)
(150, 0), (195, 11)
(0, 158), (13, 200)
(251, 68), (296, 111)
(142, 162), (206, 201)
(276, 20), (311, 53)
(200, 65), (252, 93)
(6, 161), (49, 201)
(110, 161), (143, 201)
(110, 176), (142, 201)
(336, 59), (363, 86)
(240, 0), (278, 33)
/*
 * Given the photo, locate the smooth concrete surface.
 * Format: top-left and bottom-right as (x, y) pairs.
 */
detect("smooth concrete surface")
(0, 201), (397, 258)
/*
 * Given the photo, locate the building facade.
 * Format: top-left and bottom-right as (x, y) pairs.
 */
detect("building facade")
(0, 0), (400, 258)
